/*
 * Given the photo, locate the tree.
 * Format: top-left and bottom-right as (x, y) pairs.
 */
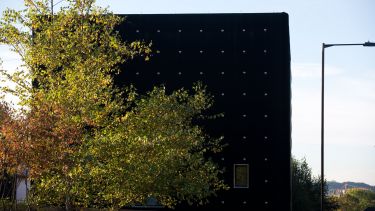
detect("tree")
(0, 102), (16, 210)
(0, 0), (226, 210)
(0, 101), (28, 210)
(77, 84), (226, 209)
(336, 189), (375, 211)
(292, 157), (339, 211)
(27, 84), (226, 210)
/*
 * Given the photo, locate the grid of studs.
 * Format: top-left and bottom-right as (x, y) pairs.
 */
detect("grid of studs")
(147, 27), (259, 69)
(263, 27), (270, 208)
(130, 25), (275, 208)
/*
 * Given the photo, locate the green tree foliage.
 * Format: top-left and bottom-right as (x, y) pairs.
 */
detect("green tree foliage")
(0, 0), (226, 210)
(84, 85), (226, 209)
(336, 189), (375, 211)
(292, 157), (339, 211)
(27, 84), (226, 210)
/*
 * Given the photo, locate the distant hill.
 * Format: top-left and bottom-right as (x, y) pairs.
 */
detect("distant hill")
(328, 181), (375, 195)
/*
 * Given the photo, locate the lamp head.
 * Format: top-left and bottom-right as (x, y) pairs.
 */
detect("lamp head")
(363, 41), (375, 47)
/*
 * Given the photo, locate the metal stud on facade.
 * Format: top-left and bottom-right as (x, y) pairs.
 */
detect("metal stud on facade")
(221, 71), (225, 75)
(157, 29), (160, 33)
(264, 71), (268, 75)
(242, 29), (246, 32)
(264, 114), (268, 118)
(178, 72), (182, 75)
(243, 157), (246, 161)
(242, 71), (247, 75)
(243, 114), (247, 118)
(264, 28), (268, 32)
(199, 29), (203, 32)
(221, 29), (224, 32)
(199, 50), (203, 54)
(178, 29), (182, 33)
(221, 50), (225, 54)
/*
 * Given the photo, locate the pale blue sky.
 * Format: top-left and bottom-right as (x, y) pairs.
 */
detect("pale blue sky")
(1, 0), (375, 185)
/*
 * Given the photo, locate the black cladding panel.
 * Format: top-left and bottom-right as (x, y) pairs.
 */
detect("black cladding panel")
(116, 13), (291, 211)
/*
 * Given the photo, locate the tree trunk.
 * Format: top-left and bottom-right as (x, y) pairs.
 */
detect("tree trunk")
(12, 174), (17, 211)
(65, 175), (72, 211)
(65, 194), (71, 211)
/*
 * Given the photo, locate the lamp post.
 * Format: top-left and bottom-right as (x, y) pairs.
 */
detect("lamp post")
(321, 41), (375, 211)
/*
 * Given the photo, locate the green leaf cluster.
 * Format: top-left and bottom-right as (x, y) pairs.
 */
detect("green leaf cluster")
(336, 189), (375, 211)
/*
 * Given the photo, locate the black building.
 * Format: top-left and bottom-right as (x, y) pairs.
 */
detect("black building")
(116, 13), (291, 211)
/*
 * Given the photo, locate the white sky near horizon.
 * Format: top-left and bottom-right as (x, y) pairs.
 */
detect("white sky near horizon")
(1, 0), (375, 186)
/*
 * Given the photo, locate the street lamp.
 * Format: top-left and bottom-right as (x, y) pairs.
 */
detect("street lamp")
(321, 41), (375, 211)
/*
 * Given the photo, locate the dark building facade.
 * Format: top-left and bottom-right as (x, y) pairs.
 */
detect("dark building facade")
(116, 13), (291, 211)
